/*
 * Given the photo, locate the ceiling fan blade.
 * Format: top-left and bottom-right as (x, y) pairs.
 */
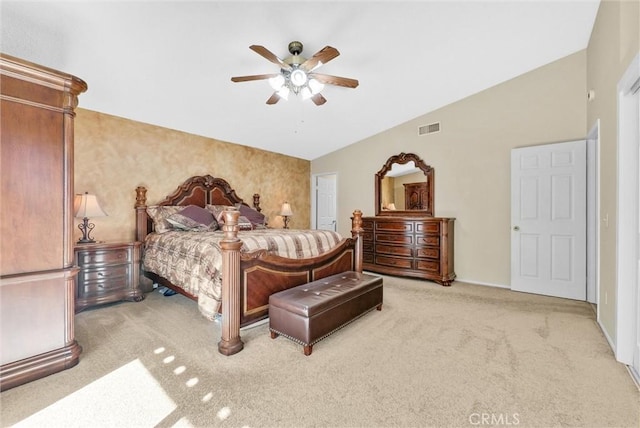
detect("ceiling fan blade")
(311, 73), (359, 89)
(231, 73), (279, 83)
(249, 45), (292, 70)
(310, 93), (327, 106)
(301, 46), (340, 71)
(266, 92), (280, 105)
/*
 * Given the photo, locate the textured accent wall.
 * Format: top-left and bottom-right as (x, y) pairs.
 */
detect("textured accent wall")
(74, 109), (310, 242)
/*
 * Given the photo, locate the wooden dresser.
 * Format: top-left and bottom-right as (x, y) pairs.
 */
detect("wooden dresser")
(75, 241), (144, 312)
(362, 216), (455, 285)
(0, 54), (87, 390)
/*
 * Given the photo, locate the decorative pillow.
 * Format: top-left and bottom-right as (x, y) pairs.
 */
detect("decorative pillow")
(146, 205), (183, 233)
(206, 204), (255, 230)
(237, 215), (254, 230)
(166, 205), (218, 231)
(206, 204), (234, 224)
(238, 204), (267, 227)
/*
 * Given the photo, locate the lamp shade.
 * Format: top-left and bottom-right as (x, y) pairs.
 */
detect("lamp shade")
(74, 192), (108, 218)
(280, 202), (293, 216)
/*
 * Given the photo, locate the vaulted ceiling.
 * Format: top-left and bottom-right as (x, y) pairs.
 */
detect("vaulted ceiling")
(1, 1), (600, 160)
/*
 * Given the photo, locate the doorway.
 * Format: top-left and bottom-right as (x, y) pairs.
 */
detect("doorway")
(312, 173), (337, 231)
(616, 52), (640, 381)
(586, 121), (600, 304)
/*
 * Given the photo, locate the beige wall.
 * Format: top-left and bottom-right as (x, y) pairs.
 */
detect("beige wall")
(312, 50), (587, 287)
(587, 0), (640, 343)
(74, 109), (310, 243)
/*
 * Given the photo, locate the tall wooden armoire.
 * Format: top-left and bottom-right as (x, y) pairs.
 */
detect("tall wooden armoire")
(403, 182), (430, 210)
(0, 54), (87, 390)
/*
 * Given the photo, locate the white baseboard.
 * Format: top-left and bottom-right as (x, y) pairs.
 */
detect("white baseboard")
(626, 366), (640, 391)
(597, 318), (616, 354)
(454, 278), (510, 289)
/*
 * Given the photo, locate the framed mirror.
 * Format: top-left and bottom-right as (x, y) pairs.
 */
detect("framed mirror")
(375, 152), (434, 216)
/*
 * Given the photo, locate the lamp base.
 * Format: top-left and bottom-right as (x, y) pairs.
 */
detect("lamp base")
(77, 218), (96, 243)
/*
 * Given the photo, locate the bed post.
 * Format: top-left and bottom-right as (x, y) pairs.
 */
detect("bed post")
(351, 209), (364, 273)
(218, 208), (244, 356)
(135, 186), (148, 243)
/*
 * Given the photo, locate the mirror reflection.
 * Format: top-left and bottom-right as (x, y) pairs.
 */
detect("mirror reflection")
(380, 162), (427, 211)
(375, 152), (434, 216)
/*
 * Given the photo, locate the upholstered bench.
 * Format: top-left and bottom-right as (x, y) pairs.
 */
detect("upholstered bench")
(269, 271), (383, 355)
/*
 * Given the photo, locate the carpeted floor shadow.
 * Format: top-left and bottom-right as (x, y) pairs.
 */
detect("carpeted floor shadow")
(1, 276), (638, 428)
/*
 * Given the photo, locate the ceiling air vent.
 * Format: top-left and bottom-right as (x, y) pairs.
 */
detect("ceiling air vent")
(418, 122), (440, 136)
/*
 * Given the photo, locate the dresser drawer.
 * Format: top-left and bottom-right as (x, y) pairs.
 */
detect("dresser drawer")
(375, 222), (413, 233)
(375, 233), (413, 245)
(375, 255), (413, 269)
(416, 235), (440, 246)
(362, 231), (374, 242)
(416, 222), (440, 233)
(363, 252), (374, 264)
(416, 247), (440, 259)
(416, 259), (440, 273)
(375, 244), (412, 257)
(77, 248), (131, 266)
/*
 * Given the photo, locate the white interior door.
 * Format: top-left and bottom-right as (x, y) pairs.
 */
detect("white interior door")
(315, 174), (337, 231)
(511, 140), (587, 300)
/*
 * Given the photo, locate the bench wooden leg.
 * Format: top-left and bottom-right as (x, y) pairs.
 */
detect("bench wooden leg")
(270, 331), (278, 339)
(303, 345), (312, 356)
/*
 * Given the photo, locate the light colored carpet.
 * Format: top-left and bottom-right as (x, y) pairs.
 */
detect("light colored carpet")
(1, 276), (638, 428)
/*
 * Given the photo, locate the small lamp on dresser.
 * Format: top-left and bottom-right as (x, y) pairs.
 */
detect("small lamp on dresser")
(74, 192), (108, 243)
(280, 202), (293, 229)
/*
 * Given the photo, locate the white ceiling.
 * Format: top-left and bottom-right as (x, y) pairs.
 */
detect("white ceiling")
(1, 1), (600, 160)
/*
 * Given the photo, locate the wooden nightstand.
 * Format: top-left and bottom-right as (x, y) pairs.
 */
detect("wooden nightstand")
(74, 241), (145, 312)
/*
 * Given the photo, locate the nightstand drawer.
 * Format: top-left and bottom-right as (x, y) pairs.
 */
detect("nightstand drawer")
(77, 248), (131, 266)
(80, 264), (130, 282)
(80, 268), (130, 295)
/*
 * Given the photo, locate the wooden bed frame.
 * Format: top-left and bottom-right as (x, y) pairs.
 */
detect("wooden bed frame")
(134, 175), (363, 356)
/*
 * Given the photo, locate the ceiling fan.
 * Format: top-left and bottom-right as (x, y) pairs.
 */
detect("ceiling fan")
(231, 41), (359, 106)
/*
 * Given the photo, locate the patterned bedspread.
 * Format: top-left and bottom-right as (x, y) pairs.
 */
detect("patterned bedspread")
(143, 228), (343, 320)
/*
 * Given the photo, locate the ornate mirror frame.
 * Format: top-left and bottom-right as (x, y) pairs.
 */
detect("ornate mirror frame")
(375, 152), (434, 216)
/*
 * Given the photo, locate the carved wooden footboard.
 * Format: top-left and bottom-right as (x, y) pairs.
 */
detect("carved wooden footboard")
(134, 175), (363, 356)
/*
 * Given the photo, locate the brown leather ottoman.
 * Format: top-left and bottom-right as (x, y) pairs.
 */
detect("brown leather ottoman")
(269, 271), (383, 355)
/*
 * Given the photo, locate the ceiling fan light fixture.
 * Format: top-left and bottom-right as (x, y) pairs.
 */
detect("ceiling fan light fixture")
(268, 74), (285, 90)
(290, 68), (308, 87)
(277, 86), (290, 100)
(308, 78), (324, 95)
(231, 42), (359, 106)
(300, 86), (312, 100)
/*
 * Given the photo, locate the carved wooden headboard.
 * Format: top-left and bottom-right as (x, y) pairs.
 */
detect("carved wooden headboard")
(134, 174), (260, 242)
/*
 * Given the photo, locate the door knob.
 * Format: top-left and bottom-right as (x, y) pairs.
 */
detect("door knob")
(513, 226), (520, 231)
